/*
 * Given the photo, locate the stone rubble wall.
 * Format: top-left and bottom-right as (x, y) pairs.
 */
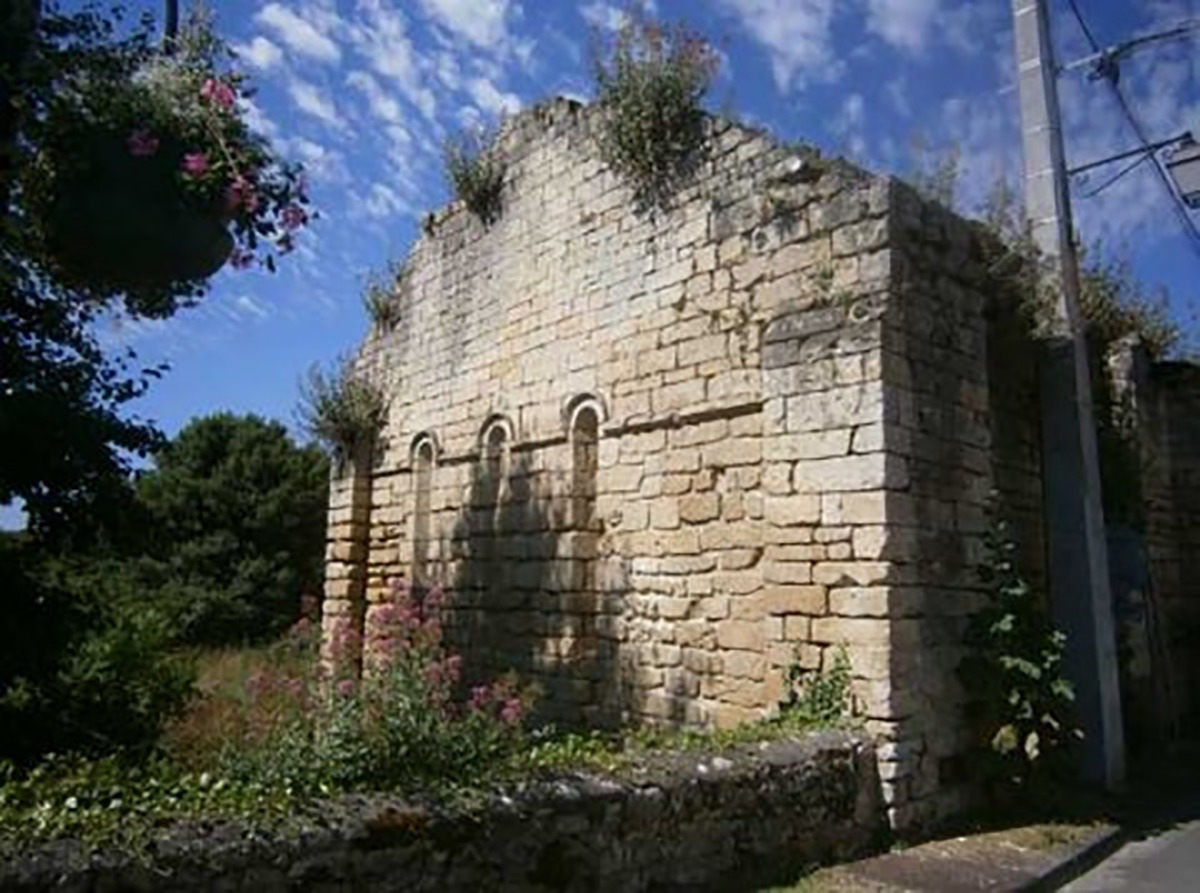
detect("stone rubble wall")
(0, 733), (880, 893)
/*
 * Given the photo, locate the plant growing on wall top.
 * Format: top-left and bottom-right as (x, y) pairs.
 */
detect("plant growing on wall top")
(363, 260), (406, 334)
(591, 9), (719, 207)
(297, 358), (387, 471)
(443, 124), (505, 225)
(18, 5), (311, 316)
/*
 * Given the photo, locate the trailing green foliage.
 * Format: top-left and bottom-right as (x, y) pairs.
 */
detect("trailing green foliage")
(959, 507), (1081, 795)
(591, 10), (718, 206)
(780, 645), (854, 725)
(297, 357), (387, 469)
(443, 126), (505, 224)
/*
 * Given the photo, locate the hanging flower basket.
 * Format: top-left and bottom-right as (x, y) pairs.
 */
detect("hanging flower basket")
(20, 10), (311, 313)
(33, 119), (233, 302)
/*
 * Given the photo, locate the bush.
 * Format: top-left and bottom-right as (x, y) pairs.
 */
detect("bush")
(443, 126), (505, 224)
(959, 507), (1081, 797)
(0, 544), (195, 767)
(592, 12), (718, 206)
(216, 580), (533, 796)
(297, 358), (387, 470)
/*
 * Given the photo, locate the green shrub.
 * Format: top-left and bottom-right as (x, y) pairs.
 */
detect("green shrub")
(0, 544), (195, 767)
(959, 507), (1081, 796)
(780, 644), (853, 725)
(443, 126), (505, 224)
(591, 11), (718, 206)
(297, 357), (387, 470)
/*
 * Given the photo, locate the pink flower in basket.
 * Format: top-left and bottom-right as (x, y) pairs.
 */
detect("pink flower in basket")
(199, 78), (237, 110)
(181, 152), (210, 178)
(127, 131), (160, 157)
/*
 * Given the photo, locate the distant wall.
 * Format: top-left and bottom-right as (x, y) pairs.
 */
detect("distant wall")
(0, 733), (880, 893)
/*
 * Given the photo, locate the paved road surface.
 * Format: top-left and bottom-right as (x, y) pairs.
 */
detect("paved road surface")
(1062, 818), (1200, 892)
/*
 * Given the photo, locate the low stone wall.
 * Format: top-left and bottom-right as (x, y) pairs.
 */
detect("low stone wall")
(1, 732), (879, 892)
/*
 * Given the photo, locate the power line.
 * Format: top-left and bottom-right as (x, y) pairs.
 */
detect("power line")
(1065, 0), (1200, 258)
(1080, 153), (1149, 199)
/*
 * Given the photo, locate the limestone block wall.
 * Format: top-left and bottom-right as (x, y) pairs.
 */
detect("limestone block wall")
(323, 99), (1055, 830)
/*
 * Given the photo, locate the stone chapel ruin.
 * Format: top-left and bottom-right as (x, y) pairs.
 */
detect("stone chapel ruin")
(323, 99), (1200, 829)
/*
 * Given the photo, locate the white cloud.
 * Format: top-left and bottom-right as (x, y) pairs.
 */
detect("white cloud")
(419, 0), (519, 50)
(831, 93), (867, 159)
(233, 35), (284, 71)
(579, 1), (658, 33)
(234, 295), (270, 321)
(466, 76), (521, 118)
(238, 96), (279, 140)
(712, 0), (837, 93)
(287, 77), (347, 131)
(347, 70), (405, 124)
(281, 136), (349, 184)
(349, 1), (438, 121)
(361, 182), (414, 219)
(255, 2), (342, 64)
(864, 0), (940, 52)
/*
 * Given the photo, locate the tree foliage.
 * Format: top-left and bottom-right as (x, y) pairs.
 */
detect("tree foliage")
(131, 413), (330, 646)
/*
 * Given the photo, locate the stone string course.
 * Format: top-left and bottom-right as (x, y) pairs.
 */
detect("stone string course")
(323, 98), (1085, 830)
(0, 732), (879, 892)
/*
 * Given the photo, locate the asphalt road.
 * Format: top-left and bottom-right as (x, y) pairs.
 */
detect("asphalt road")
(1062, 818), (1200, 892)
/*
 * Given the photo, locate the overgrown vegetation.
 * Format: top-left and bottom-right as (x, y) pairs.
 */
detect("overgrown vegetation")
(591, 10), (719, 206)
(0, 578), (849, 860)
(443, 125), (506, 225)
(297, 357), (387, 468)
(781, 645), (854, 726)
(362, 260), (406, 333)
(959, 506), (1081, 798)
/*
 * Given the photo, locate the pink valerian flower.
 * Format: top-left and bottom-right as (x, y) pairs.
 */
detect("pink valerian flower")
(181, 152), (210, 178)
(468, 685), (491, 711)
(127, 130), (160, 157)
(281, 203), (308, 231)
(224, 176), (260, 213)
(499, 696), (523, 726)
(199, 77), (237, 110)
(336, 678), (357, 698)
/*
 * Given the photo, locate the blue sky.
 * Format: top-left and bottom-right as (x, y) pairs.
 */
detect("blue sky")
(8, 0), (1196, 528)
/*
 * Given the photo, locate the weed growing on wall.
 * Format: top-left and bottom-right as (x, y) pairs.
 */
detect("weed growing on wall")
(591, 11), (718, 207)
(297, 358), (387, 470)
(958, 507), (1082, 798)
(781, 645), (853, 725)
(362, 261), (406, 334)
(443, 125), (506, 225)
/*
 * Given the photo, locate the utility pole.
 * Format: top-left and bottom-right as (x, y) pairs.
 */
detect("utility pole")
(1011, 0), (1125, 790)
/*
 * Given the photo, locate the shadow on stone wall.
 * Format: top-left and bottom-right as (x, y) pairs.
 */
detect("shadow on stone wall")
(448, 449), (625, 729)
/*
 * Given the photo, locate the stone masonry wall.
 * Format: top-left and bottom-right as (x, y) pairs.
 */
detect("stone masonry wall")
(0, 732), (881, 893)
(323, 99), (1053, 830)
(1142, 361), (1200, 733)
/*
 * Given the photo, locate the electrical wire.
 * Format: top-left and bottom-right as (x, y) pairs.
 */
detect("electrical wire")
(1066, 0), (1200, 257)
(1080, 152), (1150, 198)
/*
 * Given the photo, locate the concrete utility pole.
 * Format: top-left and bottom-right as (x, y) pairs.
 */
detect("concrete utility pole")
(1011, 0), (1125, 790)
